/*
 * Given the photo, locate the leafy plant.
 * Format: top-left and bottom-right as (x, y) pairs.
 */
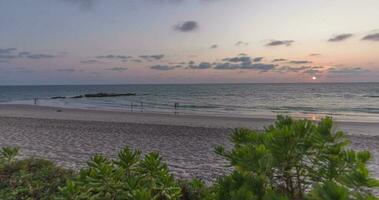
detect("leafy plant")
(57, 147), (182, 200)
(214, 115), (379, 200)
(0, 147), (19, 164)
(179, 179), (215, 200)
(0, 148), (74, 200)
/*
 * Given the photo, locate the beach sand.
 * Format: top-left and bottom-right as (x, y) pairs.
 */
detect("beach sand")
(0, 104), (378, 183)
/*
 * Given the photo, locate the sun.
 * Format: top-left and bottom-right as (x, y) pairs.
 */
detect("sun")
(312, 76), (317, 80)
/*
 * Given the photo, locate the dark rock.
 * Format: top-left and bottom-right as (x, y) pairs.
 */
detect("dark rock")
(83, 93), (136, 98)
(50, 96), (66, 99)
(71, 95), (84, 99)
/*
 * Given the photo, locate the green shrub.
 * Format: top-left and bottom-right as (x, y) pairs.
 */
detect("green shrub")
(179, 179), (215, 200)
(0, 147), (74, 200)
(0, 116), (378, 200)
(214, 115), (379, 200)
(57, 147), (182, 200)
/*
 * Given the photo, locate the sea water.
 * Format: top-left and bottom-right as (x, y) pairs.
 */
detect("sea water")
(0, 83), (379, 122)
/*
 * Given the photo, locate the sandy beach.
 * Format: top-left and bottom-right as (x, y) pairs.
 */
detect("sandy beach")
(0, 104), (378, 183)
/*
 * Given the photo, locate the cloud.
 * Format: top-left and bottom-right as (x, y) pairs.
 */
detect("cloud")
(131, 59), (142, 63)
(96, 55), (132, 60)
(328, 67), (369, 74)
(0, 49), (56, 60)
(303, 69), (322, 75)
(214, 63), (236, 70)
(272, 58), (287, 62)
(288, 60), (312, 64)
(210, 44), (218, 49)
(328, 33), (353, 42)
(309, 53), (321, 57)
(235, 41), (249, 46)
(80, 59), (99, 64)
(187, 61), (212, 69)
(240, 63), (277, 72)
(0, 55), (17, 59)
(223, 56), (251, 63)
(26, 54), (55, 59)
(223, 56), (263, 63)
(5, 67), (35, 74)
(0, 48), (17, 54)
(362, 33), (379, 41)
(150, 64), (182, 70)
(61, 0), (95, 10)
(173, 21), (198, 32)
(214, 56), (277, 72)
(266, 40), (294, 47)
(57, 68), (76, 72)
(253, 57), (264, 62)
(276, 66), (311, 73)
(105, 67), (128, 72)
(18, 51), (31, 57)
(139, 54), (165, 61)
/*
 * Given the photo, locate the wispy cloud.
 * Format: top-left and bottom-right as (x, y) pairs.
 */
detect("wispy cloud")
(210, 44), (218, 49)
(150, 64), (182, 70)
(265, 40), (294, 47)
(26, 54), (55, 59)
(18, 52), (31, 57)
(0, 48), (17, 54)
(253, 57), (264, 62)
(80, 60), (100, 64)
(235, 41), (249, 46)
(57, 68), (76, 72)
(187, 61), (212, 69)
(139, 54), (165, 61)
(131, 59), (143, 63)
(105, 67), (128, 72)
(272, 58), (287, 62)
(223, 56), (263, 63)
(276, 66), (312, 73)
(328, 33), (353, 42)
(96, 55), (132, 60)
(0, 55), (17, 59)
(173, 21), (198, 32)
(309, 53), (321, 57)
(362, 33), (379, 41)
(328, 67), (369, 74)
(288, 60), (312, 64)
(0, 49), (55, 60)
(214, 56), (277, 72)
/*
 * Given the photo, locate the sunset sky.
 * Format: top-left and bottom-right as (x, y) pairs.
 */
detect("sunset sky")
(0, 0), (378, 85)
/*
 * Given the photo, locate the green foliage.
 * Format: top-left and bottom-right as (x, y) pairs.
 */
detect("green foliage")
(0, 147), (19, 164)
(179, 179), (215, 200)
(0, 148), (74, 200)
(0, 116), (378, 200)
(214, 115), (379, 200)
(57, 147), (182, 200)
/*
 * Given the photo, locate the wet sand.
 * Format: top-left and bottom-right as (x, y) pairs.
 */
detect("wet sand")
(0, 104), (378, 183)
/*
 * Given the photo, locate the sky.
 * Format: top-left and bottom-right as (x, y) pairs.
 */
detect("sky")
(0, 0), (378, 85)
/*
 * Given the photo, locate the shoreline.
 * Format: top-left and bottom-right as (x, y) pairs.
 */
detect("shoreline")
(1, 104), (379, 136)
(0, 104), (378, 182)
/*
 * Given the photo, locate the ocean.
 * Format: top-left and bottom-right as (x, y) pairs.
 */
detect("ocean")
(1, 83), (379, 122)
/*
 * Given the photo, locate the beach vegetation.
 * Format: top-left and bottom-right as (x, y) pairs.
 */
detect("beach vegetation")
(57, 147), (182, 200)
(0, 116), (378, 199)
(214, 115), (379, 200)
(0, 147), (74, 200)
